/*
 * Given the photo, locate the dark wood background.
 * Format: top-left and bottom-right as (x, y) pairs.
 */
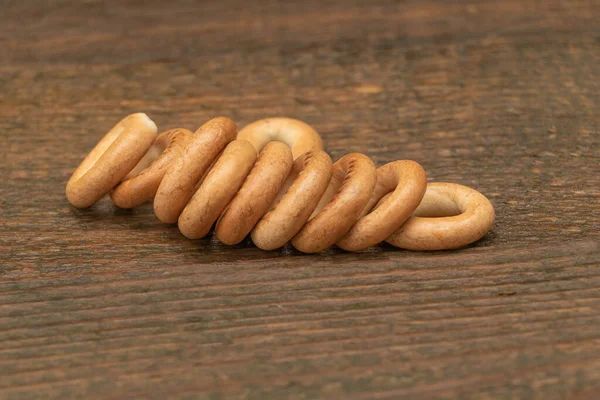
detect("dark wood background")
(1, 0), (599, 399)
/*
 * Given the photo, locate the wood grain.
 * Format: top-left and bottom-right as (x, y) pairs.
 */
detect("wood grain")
(1, 0), (599, 399)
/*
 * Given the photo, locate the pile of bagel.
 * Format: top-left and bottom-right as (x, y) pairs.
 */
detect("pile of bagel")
(66, 114), (495, 253)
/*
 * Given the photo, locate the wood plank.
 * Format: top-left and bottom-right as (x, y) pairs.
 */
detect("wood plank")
(1, 0), (599, 398)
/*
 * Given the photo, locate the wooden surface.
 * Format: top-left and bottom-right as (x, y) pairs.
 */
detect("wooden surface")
(1, 0), (600, 399)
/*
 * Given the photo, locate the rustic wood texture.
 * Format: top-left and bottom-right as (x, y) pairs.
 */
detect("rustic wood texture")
(1, 0), (600, 399)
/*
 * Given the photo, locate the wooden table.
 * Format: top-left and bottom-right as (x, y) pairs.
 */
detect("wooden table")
(2, 1), (599, 398)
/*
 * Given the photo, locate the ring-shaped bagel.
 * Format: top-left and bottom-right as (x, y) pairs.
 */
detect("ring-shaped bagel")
(111, 128), (193, 209)
(291, 153), (377, 253)
(251, 150), (333, 250)
(178, 139), (257, 239)
(215, 141), (294, 245)
(154, 117), (237, 224)
(386, 182), (495, 250)
(237, 117), (323, 159)
(336, 160), (427, 251)
(66, 113), (157, 208)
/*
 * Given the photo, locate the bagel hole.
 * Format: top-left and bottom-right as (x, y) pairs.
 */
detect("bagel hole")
(372, 192), (462, 218)
(124, 138), (167, 181)
(413, 195), (462, 217)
